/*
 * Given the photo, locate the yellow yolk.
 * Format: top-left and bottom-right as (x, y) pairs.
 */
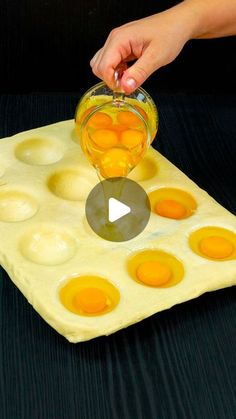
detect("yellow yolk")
(134, 105), (148, 121)
(74, 287), (107, 313)
(189, 227), (236, 261)
(112, 124), (127, 133)
(136, 261), (172, 286)
(100, 148), (132, 178)
(79, 106), (96, 123)
(59, 276), (120, 316)
(88, 112), (112, 128)
(120, 129), (144, 149)
(127, 249), (184, 288)
(117, 110), (141, 127)
(149, 188), (197, 220)
(91, 129), (119, 149)
(199, 236), (234, 259)
(155, 199), (187, 219)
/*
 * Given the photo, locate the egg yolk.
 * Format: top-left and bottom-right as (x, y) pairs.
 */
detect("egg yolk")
(74, 287), (107, 313)
(189, 226), (236, 261)
(75, 106), (95, 123)
(136, 261), (172, 286)
(127, 249), (184, 288)
(112, 124), (127, 133)
(134, 105), (148, 121)
(149, 188), (197, 220)
(91, 129), (119, 149)
(155, 199), (187, 219)
(117, 110), (141, 127)
(120, 129), (144, 149)
(88, 112), (112, 128)
(60, 276), (120, 316)
(199, 236), (234, 259)
(100, 148), (131, 178)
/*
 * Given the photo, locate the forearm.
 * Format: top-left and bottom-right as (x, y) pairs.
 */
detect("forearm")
(90, 0), (236, 91)
(179, 0), (236, 39)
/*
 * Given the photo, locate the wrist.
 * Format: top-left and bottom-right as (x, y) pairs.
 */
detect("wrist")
(161, 1), (205, 45)
(178, 0), (236, 39)
(172, 1), (208, 40)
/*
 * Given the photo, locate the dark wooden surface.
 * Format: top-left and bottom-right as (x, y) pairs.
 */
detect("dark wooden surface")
(0, 92), (235, 419)
(0, 1), (236, 417)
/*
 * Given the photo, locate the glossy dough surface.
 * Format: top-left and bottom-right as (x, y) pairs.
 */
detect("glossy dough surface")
(0, 120), (235, 342)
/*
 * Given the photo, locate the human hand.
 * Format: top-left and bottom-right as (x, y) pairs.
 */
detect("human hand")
(90, 4), (198, 93)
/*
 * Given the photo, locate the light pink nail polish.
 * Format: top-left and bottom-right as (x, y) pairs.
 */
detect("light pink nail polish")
(125, 78), (136, 89)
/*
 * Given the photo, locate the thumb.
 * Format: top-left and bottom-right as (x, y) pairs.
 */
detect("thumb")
(121, 47), (160, 93)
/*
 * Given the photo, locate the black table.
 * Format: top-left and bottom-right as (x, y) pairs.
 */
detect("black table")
(0, 93), (235, 419)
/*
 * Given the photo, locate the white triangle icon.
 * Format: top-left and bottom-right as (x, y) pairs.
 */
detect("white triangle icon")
(108, 197), (131, 223)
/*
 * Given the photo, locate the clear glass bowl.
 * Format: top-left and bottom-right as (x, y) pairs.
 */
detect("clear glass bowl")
(74, 82), (158, 179)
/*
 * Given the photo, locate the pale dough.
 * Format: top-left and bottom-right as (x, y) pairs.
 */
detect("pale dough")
(0, 120), (235, 342)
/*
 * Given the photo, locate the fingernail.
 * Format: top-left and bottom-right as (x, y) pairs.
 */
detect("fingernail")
(125, 78), (136, 89)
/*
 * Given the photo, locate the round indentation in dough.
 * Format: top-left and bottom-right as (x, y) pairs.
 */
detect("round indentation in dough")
(0, 190), (38, 222)
(59, 275), (120, 316)
(127, 249), (184, 287)
(0, 164), (5, 177)
(148, 187), (197, 219)
(19, 225), (77, 265)
(128, 156), (158, 181)
(48, 169), (92, 201)
(15, 137), (64, 165)
(189, 226), (236, 261)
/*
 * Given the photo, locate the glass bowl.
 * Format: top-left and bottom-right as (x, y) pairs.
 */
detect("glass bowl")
(74, 82), (158, 179)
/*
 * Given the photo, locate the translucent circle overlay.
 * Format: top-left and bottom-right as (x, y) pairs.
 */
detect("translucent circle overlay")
(85, 177), (151, 242)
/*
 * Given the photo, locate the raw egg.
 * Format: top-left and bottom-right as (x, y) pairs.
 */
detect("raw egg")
(74, 288), (107, 314)
(155, 199), (186, 219)
(117, 110), (142, 128)
(87, 111), (112, 129)
(79, 103), (149, 178)
(100, 148), (132, 178)
(120, 129), (144, 149)
(134, 105), (148, 121)
(136, 260), (172, 286)
(189, 227), (236, 260)
(149, 188), (197, 220)
(59, 275), (120, 316)
(77, 106), (96, 124)
(91, 129), (119, 149)
(127, 249), (184, 287)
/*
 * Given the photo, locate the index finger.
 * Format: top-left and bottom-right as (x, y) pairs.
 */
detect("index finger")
(91, 47), (124, 89)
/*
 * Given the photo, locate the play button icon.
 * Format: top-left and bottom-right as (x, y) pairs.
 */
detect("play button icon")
(108, 198), (131, 223)
(85, 177), (151, 242)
